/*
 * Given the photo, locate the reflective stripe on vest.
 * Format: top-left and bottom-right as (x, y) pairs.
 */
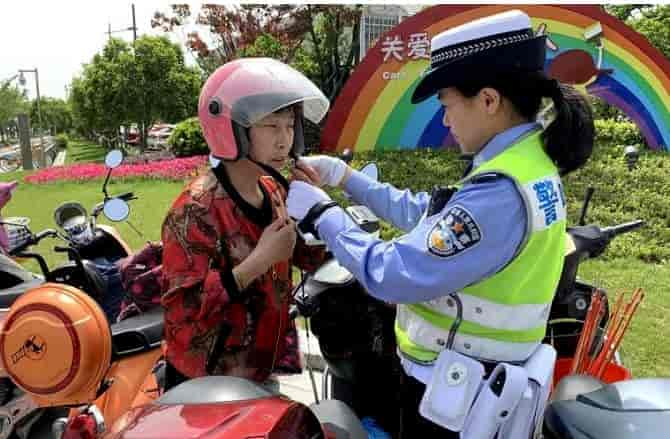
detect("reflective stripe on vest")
(397, 130), (566, 364)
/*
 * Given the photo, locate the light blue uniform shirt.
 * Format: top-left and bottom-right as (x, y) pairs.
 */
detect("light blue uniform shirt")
(317, 123), (541, 304)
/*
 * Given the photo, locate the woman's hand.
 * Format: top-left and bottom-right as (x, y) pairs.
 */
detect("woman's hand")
(233, 216), (297, 290)
(255, 216), (297, 267)
(291, 160), (322, 186)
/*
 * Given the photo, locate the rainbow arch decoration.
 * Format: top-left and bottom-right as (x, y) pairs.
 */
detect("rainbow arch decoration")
(321, 5), (670, 152)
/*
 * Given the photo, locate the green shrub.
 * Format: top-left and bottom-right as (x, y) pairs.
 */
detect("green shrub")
(54, 133), (69, 149)
(329, 138), (670, 263)
(594, 119), (644, 146)
(168, 118), (208, 157)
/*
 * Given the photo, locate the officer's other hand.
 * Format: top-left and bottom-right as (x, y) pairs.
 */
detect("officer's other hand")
(286, 181), (332, 221)
(295, 155), (349, 187)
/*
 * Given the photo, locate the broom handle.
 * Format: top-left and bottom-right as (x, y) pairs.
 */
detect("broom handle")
(571, 291), (603, 374)
(595, 289), (644, 378)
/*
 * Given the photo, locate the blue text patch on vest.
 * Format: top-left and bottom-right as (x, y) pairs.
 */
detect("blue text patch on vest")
(427, 206), (481, 258)
(532, 179), (561, 226)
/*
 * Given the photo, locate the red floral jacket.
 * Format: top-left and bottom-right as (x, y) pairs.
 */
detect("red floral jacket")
(161, 167), (324, 382)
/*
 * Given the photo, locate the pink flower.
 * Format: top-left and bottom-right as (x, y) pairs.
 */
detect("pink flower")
(24, 156), (209, 184)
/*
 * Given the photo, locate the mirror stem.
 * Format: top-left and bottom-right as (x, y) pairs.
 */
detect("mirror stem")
(102, 169), (112, 200)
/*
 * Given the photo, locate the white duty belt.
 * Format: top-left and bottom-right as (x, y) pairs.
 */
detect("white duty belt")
(398, 344), (556, 438)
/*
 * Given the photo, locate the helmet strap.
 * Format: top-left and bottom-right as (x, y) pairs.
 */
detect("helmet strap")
(291, 114), (305, 159)
(231, 121), (251, 160)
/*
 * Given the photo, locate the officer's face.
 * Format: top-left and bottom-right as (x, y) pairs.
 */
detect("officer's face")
(438, 87), (493, 155)
(248, 108), (295, 170)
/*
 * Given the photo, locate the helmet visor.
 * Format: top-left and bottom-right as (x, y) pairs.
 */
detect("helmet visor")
(204, 58), (329, 127)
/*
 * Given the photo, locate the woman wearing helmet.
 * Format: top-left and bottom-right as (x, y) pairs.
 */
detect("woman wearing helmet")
(160, 58), (330, 390)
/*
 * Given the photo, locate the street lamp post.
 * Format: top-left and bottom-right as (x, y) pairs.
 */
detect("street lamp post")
(18, 68), (45, 167)
(18, 69), (43, 135)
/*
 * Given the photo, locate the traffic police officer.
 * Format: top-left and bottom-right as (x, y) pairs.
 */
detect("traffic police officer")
(288, 9), (595, 437)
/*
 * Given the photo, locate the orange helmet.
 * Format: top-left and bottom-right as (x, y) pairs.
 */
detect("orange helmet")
(0, 283), (112, 406)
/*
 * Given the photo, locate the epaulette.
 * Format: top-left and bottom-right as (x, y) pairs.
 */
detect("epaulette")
(467, 172), (505, 184)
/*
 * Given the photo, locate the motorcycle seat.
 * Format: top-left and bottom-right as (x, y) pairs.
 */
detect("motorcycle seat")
(551, 374), (605, 402)
(157, 376), (275, 405)
(49, 260), (109, 300)
(110, 307), (164, 358)
(544, 378), (670, 439)
(0, 277), (44, 308)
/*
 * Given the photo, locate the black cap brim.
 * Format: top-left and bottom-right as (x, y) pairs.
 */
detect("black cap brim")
(411, 36), (547, 104)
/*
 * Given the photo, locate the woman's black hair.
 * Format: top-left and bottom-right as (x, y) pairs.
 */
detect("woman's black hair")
(454, 71), (594, 175)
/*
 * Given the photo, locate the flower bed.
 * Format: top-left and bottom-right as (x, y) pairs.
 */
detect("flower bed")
(24, 155), (208, 184)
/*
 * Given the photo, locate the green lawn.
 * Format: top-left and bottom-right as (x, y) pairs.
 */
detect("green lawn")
(1, 177), (184, 268)
(578, 259), (670, 377)
(65, 139), (108, 164)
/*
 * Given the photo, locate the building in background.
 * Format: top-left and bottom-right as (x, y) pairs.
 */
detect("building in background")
(359, 5), (423, 61)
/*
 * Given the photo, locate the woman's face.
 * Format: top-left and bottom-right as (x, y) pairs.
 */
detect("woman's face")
(248, 108), (295, 170)
(439, 87), (493, 155)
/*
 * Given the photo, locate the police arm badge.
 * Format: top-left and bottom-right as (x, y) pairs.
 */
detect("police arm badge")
(427, 206), (482, 257)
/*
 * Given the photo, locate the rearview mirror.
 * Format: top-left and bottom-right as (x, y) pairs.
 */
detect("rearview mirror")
(103, 198), (130, 222)
(359, 163), (379, 182)
(105, 150), (123, 169)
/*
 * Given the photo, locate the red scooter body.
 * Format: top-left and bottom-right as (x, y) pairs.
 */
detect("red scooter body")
(106, 397), (325, 439)
(102, 375), (372, 439)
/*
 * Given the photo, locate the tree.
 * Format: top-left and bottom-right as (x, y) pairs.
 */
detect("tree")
(29, 97), (73, 135)
(69, 36), (202, 147)
(604, 5), (650, 21)
(604, 5), (670, 59)
(128, 36), (202, 147)
(632, 6), (670, 59)
(69, 38), (135, 140)
(152, 4), (362, 101)
(152, 4), (306, 73)
(0, 83), (28, 143)
(295, 5), (362, 101)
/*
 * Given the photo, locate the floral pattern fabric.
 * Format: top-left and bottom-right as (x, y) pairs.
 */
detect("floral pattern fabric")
(161, 170), (323, 382)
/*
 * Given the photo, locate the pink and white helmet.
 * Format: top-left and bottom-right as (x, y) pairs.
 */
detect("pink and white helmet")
(198, 58), (329, 161)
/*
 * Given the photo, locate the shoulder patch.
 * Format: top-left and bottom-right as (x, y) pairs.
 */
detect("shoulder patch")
(427, 205), (482, 258)
(468, 172), (503, 184)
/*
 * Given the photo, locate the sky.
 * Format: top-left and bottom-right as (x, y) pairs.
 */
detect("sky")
(0, 0), (202, 100)
(2, 0), (611, 101)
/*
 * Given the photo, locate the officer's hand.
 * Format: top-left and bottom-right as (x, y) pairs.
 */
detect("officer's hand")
(294, 156), (349, 187)
(286, 181), (332, 221)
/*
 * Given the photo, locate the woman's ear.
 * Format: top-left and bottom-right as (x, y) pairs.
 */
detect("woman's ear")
(479, 87), (502, 115)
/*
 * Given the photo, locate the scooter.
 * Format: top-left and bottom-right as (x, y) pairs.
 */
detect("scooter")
(0, 151), (160, 439)
(0, 283), (164, 439)
(0, 150), (136, 317)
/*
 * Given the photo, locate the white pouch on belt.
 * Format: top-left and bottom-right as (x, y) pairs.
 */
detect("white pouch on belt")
(418, 349), (485, 431)
(461, 362), (528, 439)
(498, 344), (556, 439)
